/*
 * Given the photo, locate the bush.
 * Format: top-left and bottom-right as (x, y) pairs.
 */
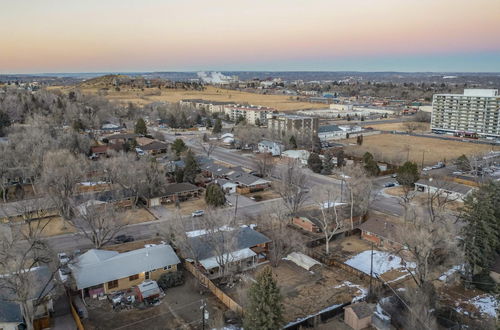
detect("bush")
(157, 271), (184, 290)
(252, 195), (263, 202)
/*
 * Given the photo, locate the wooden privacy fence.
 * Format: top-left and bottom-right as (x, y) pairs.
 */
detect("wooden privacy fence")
(184, 261), (244, 314)
(69, 299), (85, 330)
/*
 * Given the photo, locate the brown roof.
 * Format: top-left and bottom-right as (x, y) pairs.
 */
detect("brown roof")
(91, 145), (109, 154)
(345, 302), (373, 319)
(358, 218), (401, 243)
(140, 141), (169, 151)
(136, 137), (155, 147)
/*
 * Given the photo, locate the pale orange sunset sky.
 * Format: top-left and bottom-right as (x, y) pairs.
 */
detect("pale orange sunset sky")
(1, 0), (500, 73)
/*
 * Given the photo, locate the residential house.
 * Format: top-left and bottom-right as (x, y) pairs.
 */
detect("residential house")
(0, 266), (56, 330)
(344, 302), (374, 330)
(69, 244), (181, 297)
(185, 226), (271, 278)
(225, 171), (271, 193)
(138, 140), (169, 156)
(0, 300), (23, 330)
(73, 189), (136, 210)
(101, 123), (125, 133)
(216, 179), (238, 194)
(281, 149), (310, 166)
(142, 182), (203, 207)
(414, 178), (474, 201)
(358, 218), (402, 249)
(257, 140), (284, 156)
(104, 133), (139, 145)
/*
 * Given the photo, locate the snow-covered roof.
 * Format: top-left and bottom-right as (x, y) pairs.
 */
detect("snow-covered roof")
(199, 248), (256, 270)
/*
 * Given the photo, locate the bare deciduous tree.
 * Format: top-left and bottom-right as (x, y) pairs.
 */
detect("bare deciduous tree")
(0, 224), (59, 330)
(252, 205), (305, 267)
(254, 153), (275, 178)
(41, 150), (85, 222)
(197, 137), (218, 158)
(275, 160), (308, 214)
(71, 203), (126, 248)
(312, 185), (345, 255)
(344, 164), (373, 229)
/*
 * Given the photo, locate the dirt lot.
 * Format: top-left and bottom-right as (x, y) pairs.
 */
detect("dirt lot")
(84, 271), (228, 330)
(165, 198), (208, 216)
(344, 134), (499, 165)
(223, 261), (369, 324)
(384, 187), (463, 212)
(366, 121), (430, 132)
(52, 85), (325, 111)
(21, 216), (76, 237)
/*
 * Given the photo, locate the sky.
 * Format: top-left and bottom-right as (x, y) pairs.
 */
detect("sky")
(1, 0), (500, 73)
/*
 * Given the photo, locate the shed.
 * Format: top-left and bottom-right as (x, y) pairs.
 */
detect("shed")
(344, 302), (374, 330)
(284, 252), (321, 271)
(136, 280), (161, 301)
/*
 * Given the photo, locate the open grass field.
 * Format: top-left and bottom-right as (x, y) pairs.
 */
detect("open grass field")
(366, 121), (430, 132)
(50, 85), (326, 111)
(345, 134), (500, 165)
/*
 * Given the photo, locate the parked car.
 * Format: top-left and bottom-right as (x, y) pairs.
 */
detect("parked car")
(384, 182), (396, 188)
(191, 210), (205, 217)
(114, 235), (134, 244)
(58, 252), (70, 265)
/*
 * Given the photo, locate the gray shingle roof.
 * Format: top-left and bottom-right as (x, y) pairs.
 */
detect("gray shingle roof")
(70, 244), (180, 289)
(187, 227), (271, 261)
(0, 300), (22, 323)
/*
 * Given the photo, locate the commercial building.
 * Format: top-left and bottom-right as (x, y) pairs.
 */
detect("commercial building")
(431, 89), (500, 138)
(266, 113), (319, 141)
(224, 104), (274, 125)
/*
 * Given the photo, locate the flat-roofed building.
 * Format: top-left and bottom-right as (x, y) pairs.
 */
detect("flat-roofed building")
(431, 89), (500, 138)
(267, 113), (319, 141)
(224, 104), (274, 125)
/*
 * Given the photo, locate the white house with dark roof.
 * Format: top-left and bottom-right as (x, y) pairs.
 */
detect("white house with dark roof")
(70, 244), (180, 297)
(258, 140), (284, 156)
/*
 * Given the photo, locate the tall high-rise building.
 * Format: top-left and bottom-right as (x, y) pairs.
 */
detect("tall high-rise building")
(431, 89), (500, 138)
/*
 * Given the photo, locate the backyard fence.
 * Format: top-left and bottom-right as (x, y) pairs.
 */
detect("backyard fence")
(184, 261), (244, 314)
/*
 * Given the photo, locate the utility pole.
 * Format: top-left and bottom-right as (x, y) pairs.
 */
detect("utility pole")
(369, 242), (374, 296)
(201, 300), (206, 330)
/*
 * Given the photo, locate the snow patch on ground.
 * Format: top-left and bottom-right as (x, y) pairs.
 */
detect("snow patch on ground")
(345, 250), (416, 277)
(455, 294), (498, 318)
(333, 281), (368, 302)
(438, 265), (463, 281)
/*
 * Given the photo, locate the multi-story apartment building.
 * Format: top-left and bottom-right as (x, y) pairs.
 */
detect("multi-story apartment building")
(179, 99), (235, 113)
(267, 113), (319, 141)
(431, 89), (500, 138)
(224, 105), (274, 125)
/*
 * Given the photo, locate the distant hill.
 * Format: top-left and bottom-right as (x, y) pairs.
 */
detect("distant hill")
(78, 74), (131, 89)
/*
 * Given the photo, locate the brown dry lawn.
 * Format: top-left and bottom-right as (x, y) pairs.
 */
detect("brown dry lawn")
(50, 85), (325, 111)
(121, 207), (156, 224)
(345, 134), (499, 165)
(246, 188), (281, 201)
(165, 197), (208, 216)
(21, 216), (76, 237)
(366, 121), (430, 132)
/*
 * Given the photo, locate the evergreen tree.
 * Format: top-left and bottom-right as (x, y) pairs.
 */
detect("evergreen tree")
(168, 113), (177, 128)
(322, 153), (334, 175)
(212, 118), (222, 134)
(396, 161), (419, 187)
(364, 159), (380, 176)
(244, 266), (284, 330)
(171, 138), (187, 156)
(461, 182), (500, 273)
(174, 167), (184, 183)
(455, 154), (471, 172)
(307, 152), (323, 173)
(204, 184), (226, 207)
(362, 152), (374, 164)
(255, 118), (261, 127)
(335, 149), (345, 167)
(134, 118), (148, 135)
(183, 150), (200, 184)
(0, 110), (11, 136)
(312, 135), (322, 153)
(289, 135), (297, 149)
